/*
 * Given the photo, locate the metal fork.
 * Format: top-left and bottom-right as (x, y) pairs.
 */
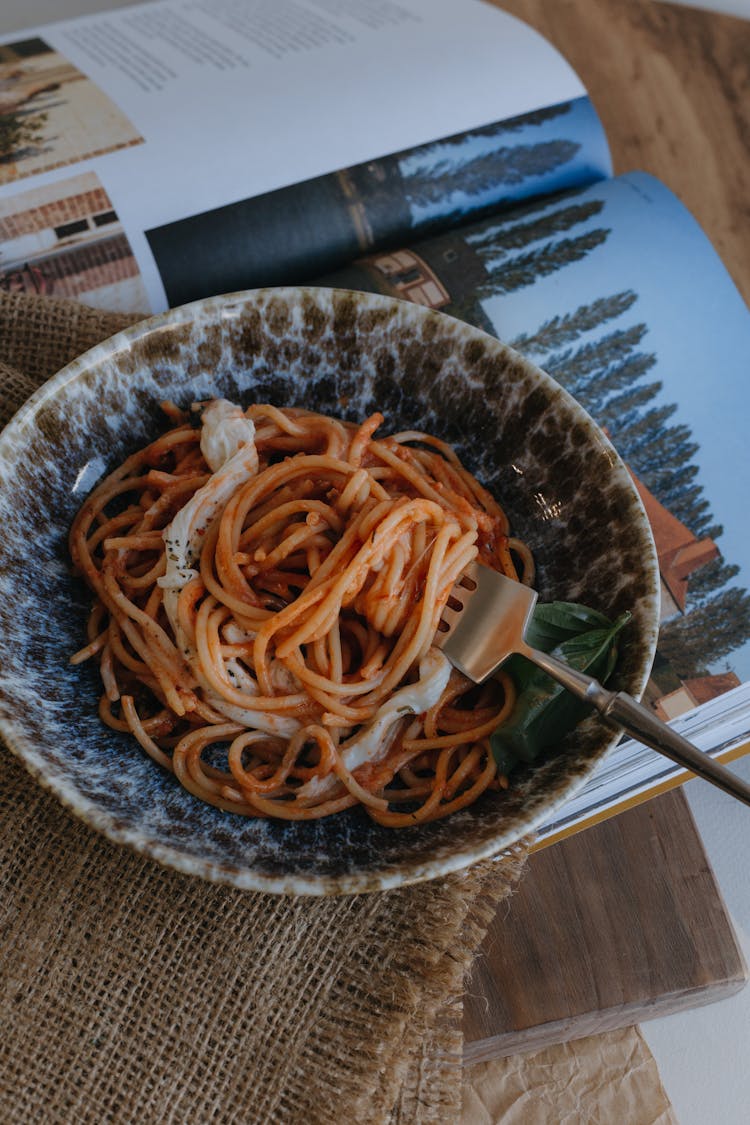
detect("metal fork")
(436, 560), (750, 807)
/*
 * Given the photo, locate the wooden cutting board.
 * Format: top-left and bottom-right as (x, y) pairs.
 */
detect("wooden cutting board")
(463, 789), (747, 1061)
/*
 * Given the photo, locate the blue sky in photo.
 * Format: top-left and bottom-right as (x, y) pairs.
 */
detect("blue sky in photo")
(482, 172), (750, 680)
(399, 96), (612, 227)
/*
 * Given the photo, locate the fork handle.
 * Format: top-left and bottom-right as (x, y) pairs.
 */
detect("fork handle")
(526, 646), (750, 807)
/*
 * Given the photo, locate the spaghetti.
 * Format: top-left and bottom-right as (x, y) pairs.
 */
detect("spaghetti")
(69, 401), (534, 826)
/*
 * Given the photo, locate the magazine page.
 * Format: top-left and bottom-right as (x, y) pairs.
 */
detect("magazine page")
(314, 171), (750, 820)
(0, 0), (607, 312)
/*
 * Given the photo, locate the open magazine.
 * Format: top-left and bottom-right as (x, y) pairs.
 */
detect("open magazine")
(1, 0), (748, 842)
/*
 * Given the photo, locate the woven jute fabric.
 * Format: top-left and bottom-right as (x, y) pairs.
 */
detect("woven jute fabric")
(0, 292), (529, 1125)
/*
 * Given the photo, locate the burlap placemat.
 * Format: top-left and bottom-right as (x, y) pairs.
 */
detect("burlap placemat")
(0, 292), (529, 1125)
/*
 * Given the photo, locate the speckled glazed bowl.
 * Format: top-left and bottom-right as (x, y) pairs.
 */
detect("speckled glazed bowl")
(0, 288), (659, 895)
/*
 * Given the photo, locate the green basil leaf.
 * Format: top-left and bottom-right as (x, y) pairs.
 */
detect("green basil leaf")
(491, 609), (631, 775)
(502, 602), (621, 693)
(524, 601), (614, 651)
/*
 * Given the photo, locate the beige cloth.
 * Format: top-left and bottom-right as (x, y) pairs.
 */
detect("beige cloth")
(0, 292), (676, 1124)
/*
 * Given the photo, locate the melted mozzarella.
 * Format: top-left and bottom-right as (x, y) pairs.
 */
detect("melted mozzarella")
(340, 649), (450, 773)
(157, 400), (257, 676)
(297, 648), (451, 800)
(159, 401), (257, 657)
(204, 658), (301, 738)
(200, 399), (256, 472)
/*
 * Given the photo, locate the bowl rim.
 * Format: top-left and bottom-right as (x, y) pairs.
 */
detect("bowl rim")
(0, 286), (661, 895)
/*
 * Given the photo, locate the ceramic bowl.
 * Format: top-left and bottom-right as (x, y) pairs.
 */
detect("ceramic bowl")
(0, 288), (660, 894)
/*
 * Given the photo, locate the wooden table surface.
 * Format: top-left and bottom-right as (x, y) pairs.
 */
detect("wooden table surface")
(491, 0), (750, 306)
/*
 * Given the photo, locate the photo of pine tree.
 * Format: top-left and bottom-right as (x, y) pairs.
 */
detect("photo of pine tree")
(145, 96), (608, 306)
(510, 286), (749, 699)
(395, 98), (607, 227)
(315, 173), (750, 713)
